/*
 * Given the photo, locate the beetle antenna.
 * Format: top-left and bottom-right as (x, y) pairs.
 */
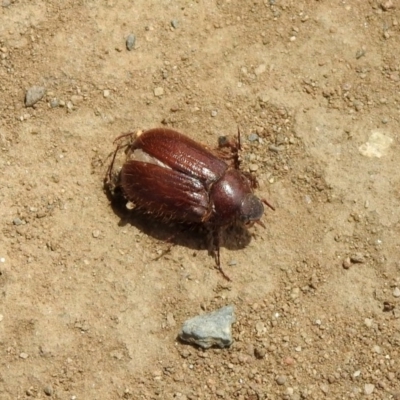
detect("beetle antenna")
(237, 126), (242, 151)
(262, 198), (275, 211)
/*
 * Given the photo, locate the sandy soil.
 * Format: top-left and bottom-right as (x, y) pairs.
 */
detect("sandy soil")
(1, 0), (400, 399)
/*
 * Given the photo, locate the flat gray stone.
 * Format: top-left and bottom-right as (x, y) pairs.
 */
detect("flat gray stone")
(179, 305), (235, 349)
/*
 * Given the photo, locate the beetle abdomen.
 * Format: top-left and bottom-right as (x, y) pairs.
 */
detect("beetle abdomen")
(121, 160), (211, 222)
(132, 128), (228, 187)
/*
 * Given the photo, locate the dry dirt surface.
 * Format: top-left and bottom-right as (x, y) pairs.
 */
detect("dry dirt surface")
(1, 0), (400, 399)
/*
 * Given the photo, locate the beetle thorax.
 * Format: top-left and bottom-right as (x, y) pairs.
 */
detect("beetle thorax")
(210, 169), (264, 226)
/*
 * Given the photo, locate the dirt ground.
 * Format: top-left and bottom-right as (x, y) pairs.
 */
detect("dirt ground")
(1, 0), (400, 399)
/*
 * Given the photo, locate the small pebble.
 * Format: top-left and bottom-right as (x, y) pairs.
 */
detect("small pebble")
(171, 19), (179, 28)
(211, 110), (218, 117)
(283, 356), (295, 365)
(25, 86), (46, 107)
(44, 385), (53, 396)
(342, 257), (351, 269)
(286, 388), (294, 395)
(2, 0), (11, 7)
(154, 87), (164, 97)
(342, 82), (352, 91)
(383, 301), (395, 312)
(126, 33), (136, 50)
(372, 345), (381, 354)
(103, 90), (110, 98)
(71, 95), (83, 105)
(166, 312), (176, 327)
(19, 352), (29, 359)
(254, 347), (266, 359)
(355, 49), (366, 59)
(276, 375), (287, 385)
(249, 164), (259, 172)
(381, 0), (394, 11)
(248, 133), (259, 142)
(269, 144), (284, 152)
(0, 314), (3, 322)
(350, 253), (365, 264)
(254, 64), (266, 75)
(393, 287), (400, 297)
(364, 318), (373, 328)
(92, 230), (100, 238)
(13, 217), (23, 226)
(50, 98), (59, 108)
(353, 100), (363, 111)
(364, 383), (375, 395)
(320, 384), (329, 394)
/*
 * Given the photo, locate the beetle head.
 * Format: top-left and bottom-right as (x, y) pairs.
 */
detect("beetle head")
(240, 194), (264, 225)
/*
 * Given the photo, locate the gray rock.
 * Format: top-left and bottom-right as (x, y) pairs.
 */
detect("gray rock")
(179, 305), (235, 349)
(126, 34), (136, 51)
(50, 98), (59, 108)
(248, 133), (259, 142)
(25, 86), (46, 107)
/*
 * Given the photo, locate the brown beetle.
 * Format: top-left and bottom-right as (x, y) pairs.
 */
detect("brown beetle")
(106, 128), (273, 280)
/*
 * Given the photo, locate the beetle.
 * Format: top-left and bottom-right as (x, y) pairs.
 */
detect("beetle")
(106, 128), (274, 280)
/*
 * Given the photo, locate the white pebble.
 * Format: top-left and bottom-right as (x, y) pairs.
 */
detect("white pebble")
(393, 287), (400, 297)
(254, 64), (266, 75)
(372, 345), (381, 354)
(364, 318), (373, 328)
(364, 383), (374, 395)
(154, 87), (164, 97)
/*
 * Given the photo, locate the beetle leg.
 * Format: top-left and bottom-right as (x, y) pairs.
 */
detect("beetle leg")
(212, 229), (231, 281)
(217, 131), (241, 170)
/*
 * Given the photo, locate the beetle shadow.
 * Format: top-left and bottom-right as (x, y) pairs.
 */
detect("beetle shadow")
(105, 188), (252, 255)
